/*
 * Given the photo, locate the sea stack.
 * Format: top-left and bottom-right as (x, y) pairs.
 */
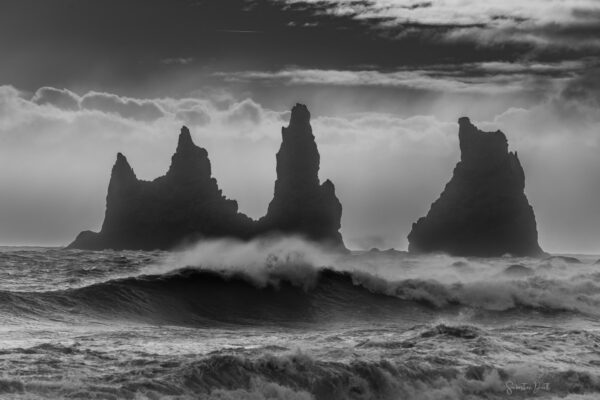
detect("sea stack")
(69, 127), (253, 250)
(257, 104), (344, 247)
(70, 105), (345, 250)
(407, 117), (544, 257)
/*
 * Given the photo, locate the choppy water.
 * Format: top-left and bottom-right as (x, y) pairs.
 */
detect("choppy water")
(0, 238), (599, 399)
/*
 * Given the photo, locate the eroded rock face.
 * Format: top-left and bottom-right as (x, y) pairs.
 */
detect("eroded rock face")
(407, 117), (544, 257)
(257, 104), (344, 247)
(69, 127), (253, 250)
(70, 105), (345, 250)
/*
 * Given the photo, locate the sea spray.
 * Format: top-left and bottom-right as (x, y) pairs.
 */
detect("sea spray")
(1, 246), (599, 399)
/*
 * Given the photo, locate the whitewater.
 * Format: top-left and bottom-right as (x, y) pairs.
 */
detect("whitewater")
(0, 237), (599, 399)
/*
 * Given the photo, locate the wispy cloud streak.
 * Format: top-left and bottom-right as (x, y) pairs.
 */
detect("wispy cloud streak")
(216, 60), (588, 94)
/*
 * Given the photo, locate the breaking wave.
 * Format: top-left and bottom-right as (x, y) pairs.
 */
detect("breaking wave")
(1, 236), (600, 326)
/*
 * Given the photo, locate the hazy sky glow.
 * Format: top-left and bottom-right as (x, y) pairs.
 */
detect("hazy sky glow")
(0, 0), (599, 253)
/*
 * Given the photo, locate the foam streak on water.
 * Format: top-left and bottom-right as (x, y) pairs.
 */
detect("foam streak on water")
(0, 239), (599, 399)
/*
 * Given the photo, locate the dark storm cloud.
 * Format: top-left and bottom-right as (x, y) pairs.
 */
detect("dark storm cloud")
(554, 65), (600, 115)
(284, 0), (600, 44)
(4, 0), (595, 95)
(405, 2), (432, 10)
(3, 0), (393, 91)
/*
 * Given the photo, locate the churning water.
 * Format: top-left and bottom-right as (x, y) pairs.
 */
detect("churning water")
(0, 238), (599, 399)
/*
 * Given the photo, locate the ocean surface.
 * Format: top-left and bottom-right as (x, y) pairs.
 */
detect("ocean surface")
(0, 238), (599, 399)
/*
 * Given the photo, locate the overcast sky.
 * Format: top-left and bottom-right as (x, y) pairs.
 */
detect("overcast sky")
(0, 0), (599, 253)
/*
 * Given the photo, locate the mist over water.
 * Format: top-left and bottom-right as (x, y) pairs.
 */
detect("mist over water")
(0, 238), (599, 399)
(0, 84), (599, 254)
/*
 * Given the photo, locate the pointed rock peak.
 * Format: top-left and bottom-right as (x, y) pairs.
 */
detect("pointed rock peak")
(111, 152), (136, 182)
(458, 116), (472, 127)
(177, 126), (195, 152)
(168, 125), (211, 180)
(114, 152), (132, 172)
(116, 152), (128, 164)
(289, 103), (311, 127)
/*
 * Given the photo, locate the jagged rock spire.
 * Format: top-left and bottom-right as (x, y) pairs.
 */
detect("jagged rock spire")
(408, 117), (543, 257)
(260, 103), (344, 247)
(112, 153), (137, 181)
(167, 126), (212, 182)
(458, 116), (508, 165)
(176, 126), (194, 151)
(69, 115), (346, 250)
(288, 103), (311, 127)
(106, 152), (137, 203)
(69, 125), (252, 250)
(101, 152), (140, 236)
(276, 103), (320, 188)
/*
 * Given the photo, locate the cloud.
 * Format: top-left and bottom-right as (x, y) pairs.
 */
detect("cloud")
(279, 0), (600, 50)
(559, 65), (600, 109)
(80, 91), (166, 121)
(217, 60), (586, 94)
(0, 84), (599, 253)
(4, 0), (598, 98)
(31, 87), (80, 111)
(166, 99), (214, 127)
(0, 86), (289, 246)
(160, 57), (194, 65)
(225, 98), (264, 125)
(175, 108), (212, 126)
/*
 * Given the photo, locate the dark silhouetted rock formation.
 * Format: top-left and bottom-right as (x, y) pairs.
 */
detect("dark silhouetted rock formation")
(69, 127), (254, 250)
(70, 105), (345, 250)
(408, 117), (544, 257)
(257, 104), (344, 247)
